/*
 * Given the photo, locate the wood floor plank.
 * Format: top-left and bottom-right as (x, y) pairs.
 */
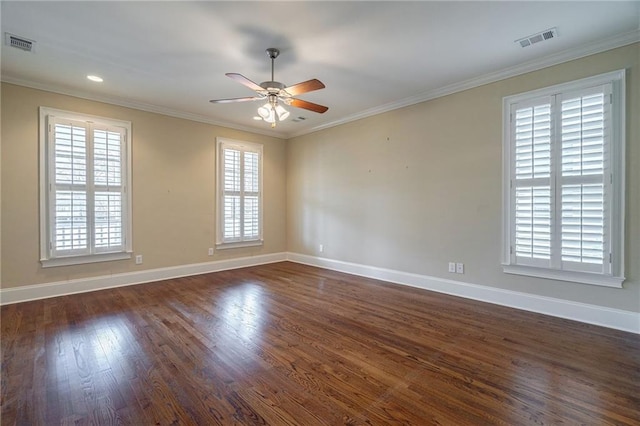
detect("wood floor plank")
(2, 261), (639, 425)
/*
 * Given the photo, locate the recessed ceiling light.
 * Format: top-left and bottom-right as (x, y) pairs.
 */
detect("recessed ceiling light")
(87, 75), (103, 83)
(253, 116), (263, 121)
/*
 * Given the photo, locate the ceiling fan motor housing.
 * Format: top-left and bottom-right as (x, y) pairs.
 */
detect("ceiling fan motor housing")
(260, 81), (286, 93)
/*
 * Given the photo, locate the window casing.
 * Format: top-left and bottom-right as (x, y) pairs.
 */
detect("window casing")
(40, 107), (132, 267)
(216, 138), (263, 248)
(502, 70), (625, 287)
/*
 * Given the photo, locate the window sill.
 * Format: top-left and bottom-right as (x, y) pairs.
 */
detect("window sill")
(215, 240), (263, 250)
(502, 264), (624, 288)
(41, 252), (132, 268)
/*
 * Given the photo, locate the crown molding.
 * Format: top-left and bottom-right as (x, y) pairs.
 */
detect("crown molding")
(3, 30), (638, 140)
(0, 76), (287, 140)
(288, 29), (640, 139)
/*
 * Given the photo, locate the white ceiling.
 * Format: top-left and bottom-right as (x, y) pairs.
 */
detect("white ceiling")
(2, 1), (639, 138)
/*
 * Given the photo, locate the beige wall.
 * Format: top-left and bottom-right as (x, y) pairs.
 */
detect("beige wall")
(1, 84), (287, 288)
(287, 43), (640, 312)
(2, 44), (639, 314)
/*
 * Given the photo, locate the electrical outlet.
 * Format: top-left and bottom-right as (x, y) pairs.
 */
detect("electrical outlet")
(448, 262), (456, 273)
(319, 244), (324, 253)
(208, 248), (214, 256)
(135, 255), (143, 265)
(456, 262), (464, 274)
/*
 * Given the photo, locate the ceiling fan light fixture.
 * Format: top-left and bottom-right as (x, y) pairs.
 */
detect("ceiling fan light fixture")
(261, 105), (276, 123)
(210, 47), (328, 128)
(275, 104), (290, 121)
(257, 102), (272, 119)
(264, 113), (276, 124)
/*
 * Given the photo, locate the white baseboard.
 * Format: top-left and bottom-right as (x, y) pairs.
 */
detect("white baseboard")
(2, 251), (637, 334)
(286, 253), (640, 334)
(0, 252), (287, 305)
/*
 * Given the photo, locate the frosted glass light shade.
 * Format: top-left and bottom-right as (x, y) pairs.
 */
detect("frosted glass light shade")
(257, 103), (272, 119)
(275, 104), (290, 121)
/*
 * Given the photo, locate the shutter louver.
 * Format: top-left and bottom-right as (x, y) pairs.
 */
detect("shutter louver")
(54, 123), (87, 185)
(94, 129), (122, 186)
(561, 93), (605, 177)
(561, 184), (604, 264)
(515, 187), (551, 259)
(514, 104), (551, 179)
(55, 191), (87, 250)
(95, 192), (123, 249)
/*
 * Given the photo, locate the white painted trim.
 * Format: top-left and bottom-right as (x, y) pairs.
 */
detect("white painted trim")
(2, 31), (637, 140)
(0, 252), (287, 305)
(2, 251), (637, 333)
(41, 251), (132, 268)
(1, 76), (285, 140)
(289, 30), (640, 138)
(286, 253), (639, 334)
(216, 138), (264, 246)
(503, 265), (623, 288)
(501, 70), (627, 287)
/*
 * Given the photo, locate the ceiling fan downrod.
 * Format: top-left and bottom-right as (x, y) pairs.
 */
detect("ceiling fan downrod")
(266, 48), (279, 82)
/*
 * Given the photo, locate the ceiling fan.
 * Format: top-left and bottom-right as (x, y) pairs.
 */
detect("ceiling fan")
(210, 48), (328, 128)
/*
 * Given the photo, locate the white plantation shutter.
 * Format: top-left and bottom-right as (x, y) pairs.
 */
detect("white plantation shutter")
(41, 108), (132, 266)
(513, 100), (552, 265)
(243, 151), (260, 239)
(503, 71), (625, 287)
(559, 87), (609, 271)
(52, 121), (89, 254)
(93, 128), (125, 252)
(223, 148), (241, 240)
(218, 139), (262, 245)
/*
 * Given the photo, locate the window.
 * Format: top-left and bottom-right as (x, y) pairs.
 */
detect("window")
(216, 138), (263, 248)
(502, 70), (625, 287)
(39, 107), (132, 267)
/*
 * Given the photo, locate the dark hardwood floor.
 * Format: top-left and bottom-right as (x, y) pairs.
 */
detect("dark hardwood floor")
(1, 262), (639, 425)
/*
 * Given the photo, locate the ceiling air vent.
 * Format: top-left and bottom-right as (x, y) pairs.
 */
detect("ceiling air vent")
(5, 33), (35, 52)
(516, 28), (557, 48)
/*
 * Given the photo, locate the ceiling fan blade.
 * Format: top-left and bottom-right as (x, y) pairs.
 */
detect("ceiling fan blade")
(284, 79), (325, 96)
(226, 73), (265, 92)
(209, 96), (262, 104)
(289, 98), (329, 114)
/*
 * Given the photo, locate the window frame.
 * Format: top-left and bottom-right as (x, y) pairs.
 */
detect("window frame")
(39, 107), (133, 267)
(215, 137), (263, 249)
(501, 70), (625, 288)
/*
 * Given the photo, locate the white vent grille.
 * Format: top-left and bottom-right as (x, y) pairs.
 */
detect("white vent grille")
(516, 28), (557, 48)
(5, 33), (35, 52)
